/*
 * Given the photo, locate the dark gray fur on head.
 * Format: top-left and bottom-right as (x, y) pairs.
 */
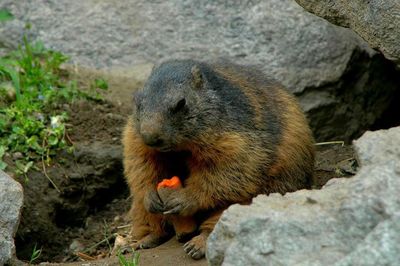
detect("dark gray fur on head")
(132, 59), (254, 151)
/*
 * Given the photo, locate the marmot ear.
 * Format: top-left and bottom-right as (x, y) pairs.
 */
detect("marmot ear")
(191, 65), (203, 89)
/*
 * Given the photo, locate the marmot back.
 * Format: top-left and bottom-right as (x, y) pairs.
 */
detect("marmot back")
(122, 59), (315, 259)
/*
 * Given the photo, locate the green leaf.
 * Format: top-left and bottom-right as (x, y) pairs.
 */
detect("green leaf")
(31, 41), (46, 55)
(29, 243), (42, 264)
(12, 125), (24, 135)
(0, 9), (13, 22)
(0, 63), (21, 101)
(24, 161), (34, 173)
(0, 146), (7, 171)
(48, 134), (58, 146)
(0, 145), (6, 158)
(133, 252), (140, 265)
(0, 160), (7, 170)
(27, 135), (44, 153)
(15, 160), (25, 171)
(94, 78), (108, 90)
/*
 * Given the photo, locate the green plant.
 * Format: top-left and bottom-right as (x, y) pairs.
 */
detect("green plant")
(29, 244), (42, 264)
(117, 249), (140, 266)
(0, 36), (107, 181)
(0, 146), (6, 170)
(0, 9), (13, 22)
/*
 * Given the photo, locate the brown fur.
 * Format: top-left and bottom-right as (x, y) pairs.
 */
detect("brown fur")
(122, 60), (315, 259)
(157, 187), (197, 242)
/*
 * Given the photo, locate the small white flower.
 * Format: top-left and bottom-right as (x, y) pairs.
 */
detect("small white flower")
(50, 115), (62, 129)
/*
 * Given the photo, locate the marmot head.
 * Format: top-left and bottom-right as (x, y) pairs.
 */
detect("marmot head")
(132, 60), (221, 151)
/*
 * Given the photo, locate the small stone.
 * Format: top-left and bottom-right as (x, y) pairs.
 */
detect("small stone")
(111, 234), (129, 255)
(69, 239), (84, 253)
(12, 152), (23, 160)
(113, 215), (122, 223)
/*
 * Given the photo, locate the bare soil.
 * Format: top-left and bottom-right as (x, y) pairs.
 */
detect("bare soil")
(12, 68), (358, 266)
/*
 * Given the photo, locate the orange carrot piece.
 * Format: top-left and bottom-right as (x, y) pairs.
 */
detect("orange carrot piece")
(157, 176), (182, 190)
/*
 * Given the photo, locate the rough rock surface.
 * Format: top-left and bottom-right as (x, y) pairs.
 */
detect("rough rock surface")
(295, 0), (400, 67)
(0, 170), (24, 265)
(207, 126), (400, 266)
(1, 0), (399, 141)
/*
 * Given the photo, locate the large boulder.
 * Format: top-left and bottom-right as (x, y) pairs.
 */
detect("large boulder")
(0, 170), (24, 265)
(0, 0), (399, 141)
(207, 126), (400, 266)
(295, 0), (400, 68)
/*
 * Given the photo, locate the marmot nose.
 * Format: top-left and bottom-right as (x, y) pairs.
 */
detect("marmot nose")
(142, 133), (164, 147)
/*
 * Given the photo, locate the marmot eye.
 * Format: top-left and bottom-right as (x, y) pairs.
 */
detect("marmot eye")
(171, 98), (186, 113)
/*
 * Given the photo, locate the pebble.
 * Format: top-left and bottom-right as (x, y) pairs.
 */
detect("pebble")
(12, 152), (23, 160)
(69, 239), (84, 252)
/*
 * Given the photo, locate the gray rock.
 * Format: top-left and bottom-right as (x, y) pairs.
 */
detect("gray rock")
(0, 0), (360, 88)
(207, 126), (400, 266)
(0, 170), (24, 265)
(0, 0), (399, 142)
(295, 0), (400, 67)
(353, 128), (400, 167)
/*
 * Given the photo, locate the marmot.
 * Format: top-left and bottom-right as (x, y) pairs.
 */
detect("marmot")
(122, 59), (315, 259)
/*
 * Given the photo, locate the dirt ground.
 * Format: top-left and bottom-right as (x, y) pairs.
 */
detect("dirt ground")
(11, 67), (358, 266)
